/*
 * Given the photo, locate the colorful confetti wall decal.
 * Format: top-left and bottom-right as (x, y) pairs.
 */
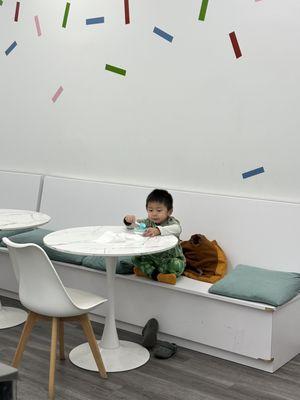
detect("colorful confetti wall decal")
(124, 0), (130, 24)
(5, 41), (17, 56)
(105, 64), (126, 76)
(34, 15), (42, 36)
(62, 2), (70, 28)
(199, 0), (209, 21)
(242, 166), (265, 179)
(52, 86), (64, 103)
(229, 31), (242, 59)
(14, 2), (20, 22)
(153, 27), (173, 43)
(86, 17), (105, 25)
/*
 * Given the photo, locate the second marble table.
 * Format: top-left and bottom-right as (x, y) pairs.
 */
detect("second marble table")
(0, 209), (50, 232)
(44, 225), (178, 372)
(0, 209), (51, 329)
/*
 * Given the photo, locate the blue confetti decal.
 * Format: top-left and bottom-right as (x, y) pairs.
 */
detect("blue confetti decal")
(5, 41), (17, 56)
(86, 17), (105, 25)
(242, 166), (265, 179)
(153, 26), (173, 43)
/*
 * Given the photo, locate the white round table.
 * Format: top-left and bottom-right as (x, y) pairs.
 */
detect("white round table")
(44, 226), (178, 372)
(0, 209), (51, 231)
(0, 209), (51, 329)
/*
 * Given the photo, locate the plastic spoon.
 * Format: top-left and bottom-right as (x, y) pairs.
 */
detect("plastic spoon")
(135, 221), (146, 229)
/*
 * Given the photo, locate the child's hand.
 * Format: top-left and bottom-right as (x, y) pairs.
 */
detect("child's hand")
(124, 215), (136, 225)
(144, 227), (160, 237)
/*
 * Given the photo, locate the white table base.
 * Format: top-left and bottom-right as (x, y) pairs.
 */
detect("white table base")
(0, 305), (27, 329)
(69, 256), (150, 372)
(69, 340), (150, 372)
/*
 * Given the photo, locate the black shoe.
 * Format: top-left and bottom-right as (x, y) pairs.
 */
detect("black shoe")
(142, 318), (159, 349)
(153, 341), (177, 359)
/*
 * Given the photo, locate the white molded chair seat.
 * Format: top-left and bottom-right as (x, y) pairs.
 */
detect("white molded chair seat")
(3, 237), (108, 400)
(65, 287), (106, 311)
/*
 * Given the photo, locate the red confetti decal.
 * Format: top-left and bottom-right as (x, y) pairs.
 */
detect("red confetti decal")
(14, 1), (20, 22)
(229, 31), (242, 59)
(124, 0), (130, 24)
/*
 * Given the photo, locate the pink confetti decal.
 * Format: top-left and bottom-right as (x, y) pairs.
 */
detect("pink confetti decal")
(34, 15), (42, 36)
(52, 86), (63, 103)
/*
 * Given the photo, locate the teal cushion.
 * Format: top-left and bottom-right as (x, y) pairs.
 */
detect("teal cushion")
(1, 228), (49, 248)
(3, 228), (84, 265)
(82, 255), (134, 275)
(0, 228), (35, 245)
(208, 264), (300, 306)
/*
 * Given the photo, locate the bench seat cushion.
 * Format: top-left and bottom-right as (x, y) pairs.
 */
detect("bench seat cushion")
(0, 229), (34, 241)
(82, 255), (134, 274)
(208, 264), (300, 306)
(2, 228), (84, 265)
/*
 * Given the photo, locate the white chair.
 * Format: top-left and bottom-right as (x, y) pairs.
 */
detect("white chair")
(3, 237), (108, 400)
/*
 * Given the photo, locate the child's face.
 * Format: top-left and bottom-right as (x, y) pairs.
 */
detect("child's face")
(146, 201), (172, 225)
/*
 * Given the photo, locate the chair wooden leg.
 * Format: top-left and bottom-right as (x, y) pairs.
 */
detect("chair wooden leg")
(49, 317), (58, 400)
(12, 311), (37, 368)
(58, 319), (65, 361)
(79, 314), (107, 378)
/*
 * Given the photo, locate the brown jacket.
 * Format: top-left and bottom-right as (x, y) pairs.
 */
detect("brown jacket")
(181, 234), (227, 283)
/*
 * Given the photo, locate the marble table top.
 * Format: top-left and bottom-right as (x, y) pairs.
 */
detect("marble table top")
(44, 226), (178, 257)
(0, 209), (51, 231)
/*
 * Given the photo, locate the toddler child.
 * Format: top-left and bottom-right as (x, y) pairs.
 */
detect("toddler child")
(123, 189), (185, 285)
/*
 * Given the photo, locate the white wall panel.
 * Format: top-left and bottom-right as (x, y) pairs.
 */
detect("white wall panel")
(0, 1), (300, 201)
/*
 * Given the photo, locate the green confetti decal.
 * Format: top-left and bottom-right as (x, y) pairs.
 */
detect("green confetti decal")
(0, 0), (3, 6)
(199, 0), (209, 21)
(105, 64), (126, 76)
(62, 2), (70, 28)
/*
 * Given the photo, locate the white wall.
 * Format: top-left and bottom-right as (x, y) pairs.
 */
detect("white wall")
(1, 0), (300, 201)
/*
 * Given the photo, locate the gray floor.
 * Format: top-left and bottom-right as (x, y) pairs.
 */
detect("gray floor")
(0, 297), (299, 400)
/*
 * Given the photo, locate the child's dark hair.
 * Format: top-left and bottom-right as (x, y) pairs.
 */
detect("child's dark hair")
(146, 189), (173, 211)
